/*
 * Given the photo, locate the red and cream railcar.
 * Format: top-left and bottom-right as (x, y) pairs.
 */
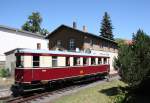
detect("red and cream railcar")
(11, 48), (110, 95)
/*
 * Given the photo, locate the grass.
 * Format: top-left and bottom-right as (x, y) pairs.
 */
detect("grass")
(52, 80), (127, 103)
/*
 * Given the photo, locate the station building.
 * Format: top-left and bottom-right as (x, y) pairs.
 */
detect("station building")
(46, 23), (118, 74)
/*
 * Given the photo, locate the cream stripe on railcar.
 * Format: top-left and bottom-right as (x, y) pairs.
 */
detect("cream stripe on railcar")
(24, 56), (32, 68)
(70, 57), (73, 66)
(57, 57), (65, 67)
(40, 56), (52, 67)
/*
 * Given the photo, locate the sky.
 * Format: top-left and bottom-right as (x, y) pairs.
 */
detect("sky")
(0, 0), (150, 39)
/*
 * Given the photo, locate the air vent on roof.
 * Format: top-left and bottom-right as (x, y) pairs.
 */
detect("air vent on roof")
(73, 21), (77, 29)
(83, 25), (87, 32)
(76, 48), (80, 52)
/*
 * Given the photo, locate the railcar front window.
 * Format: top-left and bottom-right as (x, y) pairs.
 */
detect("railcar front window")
(16, 56), (24, 68)
(52, 56), (57, 67)
(33, 56), (40, 67)
(104, 58), (107, 64)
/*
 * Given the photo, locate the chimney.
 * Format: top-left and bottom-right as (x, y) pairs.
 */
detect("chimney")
(83, 25), (87, 32)
(37, 43), (41, 50)
(73, 21), (77, 29)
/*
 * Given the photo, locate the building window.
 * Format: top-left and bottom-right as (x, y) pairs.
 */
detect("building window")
(69, 39), (75, 50)
(57, 40), (61, 47)
(33, 56), (40, 67)
(52, 56), (57, 67)
(90, 40), (93, 46)
(37, 43), (41, 50)
(16, 56), (24, 68)
(112, 44), (115, 52)
(99, 43), (103, 48)
(108, 44), (111, 50)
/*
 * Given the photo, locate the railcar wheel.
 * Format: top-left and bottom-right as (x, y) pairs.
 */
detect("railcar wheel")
(11, 84), (23, 97)
(44, 82), (52, 90)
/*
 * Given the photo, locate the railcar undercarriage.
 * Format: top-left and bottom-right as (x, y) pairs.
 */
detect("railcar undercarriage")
(11, 72), (109, 96)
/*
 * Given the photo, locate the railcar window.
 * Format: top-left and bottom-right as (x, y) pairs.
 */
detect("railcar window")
(33, 56), (40, 67)
(16, 56), (24, 67)
(73, 57), (80, 66)
(104, 58), (107, 64)
(52, 56), (57, 67)
(66, 57), (70, 66)
(91, 58), (96, 65)
(98, 58), (102, 64)
(83, 58), (89, 65)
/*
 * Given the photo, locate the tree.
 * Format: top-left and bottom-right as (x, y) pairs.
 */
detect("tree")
(100, 12), (114, 40)
(40, 28), (49, 36)
(114, 29), (150, 88)
(115, 38), (126, 47)
(22, 12), (49, 35)
(22, 22), (30, 31)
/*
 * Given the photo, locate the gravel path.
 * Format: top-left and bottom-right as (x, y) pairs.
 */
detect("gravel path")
(0, 89), (11, 98)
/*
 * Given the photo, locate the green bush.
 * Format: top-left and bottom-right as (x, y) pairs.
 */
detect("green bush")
(113, 93), (125, 103)
(114, 29), (150, 88)
(109, 86), (128, 103)
(0, 68), (10, 77)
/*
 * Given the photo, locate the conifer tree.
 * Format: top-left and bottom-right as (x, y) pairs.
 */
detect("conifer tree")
(100, 12), (114, 40)
(114, 29), (150, 88)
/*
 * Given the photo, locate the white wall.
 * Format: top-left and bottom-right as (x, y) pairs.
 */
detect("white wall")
(0, 29), (48, 62)
(0, 54), (5, 61)
(5, 53), (16, 75)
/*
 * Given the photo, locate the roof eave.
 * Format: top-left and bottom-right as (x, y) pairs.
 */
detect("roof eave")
(46, 24), (117, 44)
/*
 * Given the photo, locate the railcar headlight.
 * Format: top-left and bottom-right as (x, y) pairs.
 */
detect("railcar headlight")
(20, 76), (23, 81)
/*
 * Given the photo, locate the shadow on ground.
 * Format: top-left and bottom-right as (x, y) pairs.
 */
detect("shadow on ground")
(99, 87), (120, 96)
(127, 94), (150, 103)
(99, 86), (150, 103)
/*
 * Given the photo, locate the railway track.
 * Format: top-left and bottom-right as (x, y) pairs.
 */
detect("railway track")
(1, 76), (119, 103)
(2, 84), (84, 103)
(0, 89), (11, 100)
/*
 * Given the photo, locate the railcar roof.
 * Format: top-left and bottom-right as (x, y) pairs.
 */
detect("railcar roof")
(16, 48), (109, 57)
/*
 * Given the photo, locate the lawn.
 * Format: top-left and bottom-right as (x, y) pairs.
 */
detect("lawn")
(52, 80), (127, 103)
